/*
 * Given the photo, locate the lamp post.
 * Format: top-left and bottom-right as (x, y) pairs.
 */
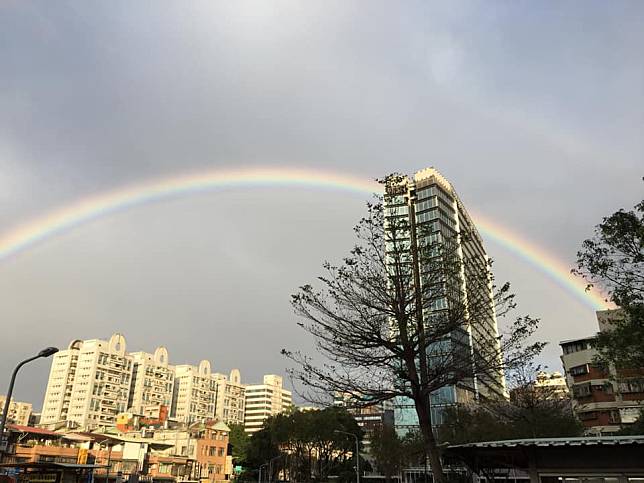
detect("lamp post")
(334, 430), (360, 483)
(259, 463), (268, 483)
(267, 454), (283, 483)
(0, 347), (59, 450)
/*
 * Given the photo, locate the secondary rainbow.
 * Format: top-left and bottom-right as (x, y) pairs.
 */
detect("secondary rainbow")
(0, 166), (608, 310)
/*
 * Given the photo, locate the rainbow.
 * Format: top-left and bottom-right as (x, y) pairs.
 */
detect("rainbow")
(0, 166), (608, 310)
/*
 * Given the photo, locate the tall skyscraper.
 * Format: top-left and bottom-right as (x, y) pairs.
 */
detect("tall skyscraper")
(384, 168), (506, 431)
(243, 375), (292, 433)
(41, 334), (133, 430)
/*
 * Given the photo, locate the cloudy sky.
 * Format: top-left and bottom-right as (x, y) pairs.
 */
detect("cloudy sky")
(1, 1), (642, 409)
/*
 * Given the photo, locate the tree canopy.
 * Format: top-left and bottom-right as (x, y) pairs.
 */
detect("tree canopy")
(242, 407), (364, 482)
(574, 197), (644, 368)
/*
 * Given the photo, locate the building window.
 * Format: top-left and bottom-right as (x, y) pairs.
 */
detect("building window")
(572, 382), (591, 398)
(618, 378), (644, 394)
(578, 411), (597, 421)
(569, 364), (589, 377)
(563, 341), (593, 354)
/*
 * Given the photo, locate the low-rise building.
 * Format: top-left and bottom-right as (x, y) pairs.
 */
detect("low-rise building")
(2, 420), (230, 483)
(560, 309), (644, 433)
(0, 396), (33, 426)
(151, 419), (231, 482)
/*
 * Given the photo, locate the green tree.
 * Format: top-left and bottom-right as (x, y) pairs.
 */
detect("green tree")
(284, 176), (544, 483)
(244, 424), (281, 481)
(228, 423), (250, 467)
(369, 426), (404, 483)
(574, 197), (644, 367)
(243, 407), (362, 482)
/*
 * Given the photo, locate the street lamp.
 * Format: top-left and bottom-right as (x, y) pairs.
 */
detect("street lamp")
(334, 430), (360, 483)
(258, 463), (268, 483)
(267, 454), (283, 483)
(0, 347), (59, 448)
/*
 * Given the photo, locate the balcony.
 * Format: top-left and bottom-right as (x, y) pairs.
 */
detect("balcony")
(15, 444), (79, 463)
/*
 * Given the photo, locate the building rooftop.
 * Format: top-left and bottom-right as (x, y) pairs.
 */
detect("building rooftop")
(445, 436), (644, 475)
(7, 424), (61, 437)
(559, 335), (597, 346)
(448, 435), (644, 449)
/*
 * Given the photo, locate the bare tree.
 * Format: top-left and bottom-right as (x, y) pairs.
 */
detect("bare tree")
(283, 176), (544, 483)
(440, 363), (582, 449)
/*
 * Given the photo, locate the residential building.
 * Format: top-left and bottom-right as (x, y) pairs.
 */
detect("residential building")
(172, 361), (218, 424)
(384, 168), (506, 432)
(214, 369), (246, 426)
(244, 375), (292, 433)
(40, 334), (133, 430)
(533, 371), (569, 398)
(152, 419), (231, 482)
(194, 420), (230, 482)
(560, 309), (644, 433)
(115, 405), (170, 432)
(129, 347), (175, 414)
(0, 396), (32, 426)
(3, 418), (229, 482)
(3, 424), (160, 479)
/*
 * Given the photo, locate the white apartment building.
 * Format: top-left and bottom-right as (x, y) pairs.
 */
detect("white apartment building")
(214, 369), (246, 426)
(129, 347), (175, 414)
(0, 396), (32, 426)
(172, 361), (218, 424)
(244, 375), (292, 433)
(534, 371), (569, 397)
(41, 334), (133, 430)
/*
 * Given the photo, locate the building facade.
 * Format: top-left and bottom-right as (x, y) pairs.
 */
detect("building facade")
(384, 168), (506, 431)
(533, 371), (569, 398)
(172, 361), (218, 424)
(41, 334), (133, 430)
(152, 420), (231, 482)
(4, 420), (230, 483)
(214, 369), (246, 426)
(0, 396), (32, 426)
(560, 309), (644, 433)
(194, 420), (230, 482)
(129, 347), (175, 414)
(244, 375), (292, 433)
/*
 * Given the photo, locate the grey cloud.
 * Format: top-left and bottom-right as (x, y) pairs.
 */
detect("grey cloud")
(0, 0), (642, 406)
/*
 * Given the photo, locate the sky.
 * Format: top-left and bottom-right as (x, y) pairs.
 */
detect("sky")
(0, 0), (642, 409)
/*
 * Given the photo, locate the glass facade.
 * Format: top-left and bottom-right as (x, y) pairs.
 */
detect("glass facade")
(385, 168), (506, 435)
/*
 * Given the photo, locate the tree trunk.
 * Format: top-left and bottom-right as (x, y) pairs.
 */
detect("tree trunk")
(414, 396), (446, 483)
